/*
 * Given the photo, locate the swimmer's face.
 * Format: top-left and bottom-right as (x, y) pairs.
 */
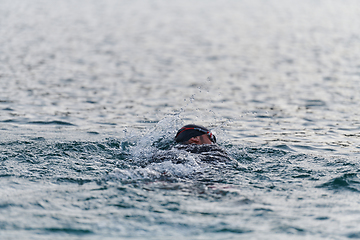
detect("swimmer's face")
(186, 134), (213, 145)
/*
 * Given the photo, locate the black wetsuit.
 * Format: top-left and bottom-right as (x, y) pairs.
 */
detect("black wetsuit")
(147, 144), (234, 166)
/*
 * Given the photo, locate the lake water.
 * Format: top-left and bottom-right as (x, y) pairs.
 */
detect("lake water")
(1, 0), (360, 239)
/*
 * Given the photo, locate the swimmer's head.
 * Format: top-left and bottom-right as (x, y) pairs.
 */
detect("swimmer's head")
(175, 124), (216, 145)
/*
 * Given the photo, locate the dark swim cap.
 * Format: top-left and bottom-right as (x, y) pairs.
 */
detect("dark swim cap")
(174, 124), (216, 143)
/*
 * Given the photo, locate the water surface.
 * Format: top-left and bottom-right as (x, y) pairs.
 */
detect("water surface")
(1, 0), (360, 239)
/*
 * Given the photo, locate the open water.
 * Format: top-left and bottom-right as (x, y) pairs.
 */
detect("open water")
(1, 0), (360, 239)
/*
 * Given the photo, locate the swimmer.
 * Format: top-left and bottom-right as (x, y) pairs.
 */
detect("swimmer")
(173, 124), (233, 163)
(174, 124), (216, 145)
(147, 124), (233, 166)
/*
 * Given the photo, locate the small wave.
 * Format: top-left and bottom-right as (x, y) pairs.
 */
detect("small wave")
(317, 173), (360, 192)
(304, 99), (327, 108)
(87, 131), (100, 135)
(1, 119), (18, 123)
(213, 227), (252, 234)
(27, 120), (76, 126)
(56, 177), (93, 185)
(44, 228), (93, 235)
(274, 225), (306, 235)
(348, 232), (360, 239)
(0, 100), (13, 103)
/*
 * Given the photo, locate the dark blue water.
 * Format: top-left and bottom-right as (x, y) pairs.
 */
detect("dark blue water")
(1, 0), (360, 239)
